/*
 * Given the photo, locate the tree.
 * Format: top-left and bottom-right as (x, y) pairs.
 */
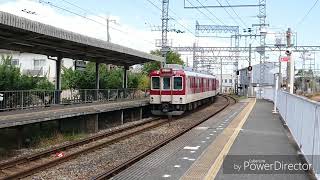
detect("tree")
(0, 55), (20, 90)
(138, 74), (150, 90)
(0, 54), (54, 91)
(142, 49), (184, 75)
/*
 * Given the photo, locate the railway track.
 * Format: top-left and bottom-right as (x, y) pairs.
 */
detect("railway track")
(0, 95), (236, 180)
(93, 94), (236, 180)
(0, 117), (164, 180)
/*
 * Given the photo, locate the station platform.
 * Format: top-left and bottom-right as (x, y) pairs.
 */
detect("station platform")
(0, 99), (149, 129)
(112, 99), (313, 180)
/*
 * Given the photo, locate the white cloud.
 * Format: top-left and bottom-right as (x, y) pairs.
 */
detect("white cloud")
(0, 0), (239, 74)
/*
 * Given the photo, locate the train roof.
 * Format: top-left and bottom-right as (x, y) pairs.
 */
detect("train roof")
(150, 64), (216, 79)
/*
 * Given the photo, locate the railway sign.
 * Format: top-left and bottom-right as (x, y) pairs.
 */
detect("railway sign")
(75, 60), (86, 71)
(280, 56), (289, 62)
(55, 152), (65, 158)
(0, 93), (3, 102)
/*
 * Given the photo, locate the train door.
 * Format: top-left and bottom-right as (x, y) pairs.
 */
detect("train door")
(160, 76), (172, 102)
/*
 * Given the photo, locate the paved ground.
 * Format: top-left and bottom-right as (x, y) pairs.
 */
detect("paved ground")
(0, 99), (148, 128)
(112, 99), (313, 180)
(215, 100), (312, 180)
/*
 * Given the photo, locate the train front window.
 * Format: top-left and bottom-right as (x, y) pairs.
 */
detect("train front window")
(163, 77), (171, 90)
(174, 77), (182, 90)
(151, 77), (160, 90)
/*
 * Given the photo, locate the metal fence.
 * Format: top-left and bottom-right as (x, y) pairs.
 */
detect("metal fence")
(262, 88), (320, 178)
(0, 89), (149, 111)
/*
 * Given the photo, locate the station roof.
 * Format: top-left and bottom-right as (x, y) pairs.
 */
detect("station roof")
(0, 11), (164, 66)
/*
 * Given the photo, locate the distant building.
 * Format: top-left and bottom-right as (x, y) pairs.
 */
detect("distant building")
(0, 49), (74, 82)
(238, 62), (278, 96)
(216, 74), (236, 94)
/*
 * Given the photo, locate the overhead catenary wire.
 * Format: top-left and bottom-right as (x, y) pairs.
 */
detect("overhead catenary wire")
(224, 0), (247, 27)
(157, 0), (196, 35)
(213, 0), (242, 27)
(185, 0), (223, 25)
(145, 0), (197, 36)
(296, 0), (319, 26)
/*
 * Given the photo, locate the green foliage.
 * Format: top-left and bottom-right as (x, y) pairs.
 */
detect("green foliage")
(138, 74), (150, 90)
(0, 55), (54, 91)
(106, 68), (123, 89)
(35, 78), (55, 90)
(142, 49), (184, 75)
(62, 62), (144, 90)
(128, 72), (139, 88)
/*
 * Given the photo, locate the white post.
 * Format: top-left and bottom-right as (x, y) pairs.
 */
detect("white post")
(289, 55), (294, 94)
(273, 74), (278, 113)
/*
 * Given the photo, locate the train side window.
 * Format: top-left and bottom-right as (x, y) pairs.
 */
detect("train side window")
(174, 77), (183, 90)
(163, 77), (171, 90)
(151, 77), (160, 90)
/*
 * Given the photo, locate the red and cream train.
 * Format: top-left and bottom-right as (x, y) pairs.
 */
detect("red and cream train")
(149, 64), (219, 115)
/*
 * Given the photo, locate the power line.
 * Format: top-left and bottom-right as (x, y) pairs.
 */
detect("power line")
(145, 0), (196, 36)
(186, 0), (224, 25)
(38, 0), (155, 46)
(297, 0), (319, 26)
(214, 0), (242, 27)
(160, 0), (195, 34)
(39, 0), (125, 33)
(224, 0), (247, 27)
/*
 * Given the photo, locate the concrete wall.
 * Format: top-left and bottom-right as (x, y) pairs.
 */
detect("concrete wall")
(239, 62), (278, 87)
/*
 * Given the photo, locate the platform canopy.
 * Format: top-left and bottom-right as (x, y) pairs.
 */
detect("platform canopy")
(0, 11), (164, 66)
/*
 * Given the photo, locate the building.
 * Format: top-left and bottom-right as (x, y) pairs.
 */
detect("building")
(0, 49), (74, 82)
(238, 62), (278, 96)
(216, 74), (236, 94)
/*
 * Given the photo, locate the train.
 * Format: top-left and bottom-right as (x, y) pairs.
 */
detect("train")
(149, 64), (219, 115)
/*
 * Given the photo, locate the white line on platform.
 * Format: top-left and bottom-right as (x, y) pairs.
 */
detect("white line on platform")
(162, 174), (171, 178)
(183, 146), (200, 150)
(195, 126), (209, 130)
(174, 165), (181, 168)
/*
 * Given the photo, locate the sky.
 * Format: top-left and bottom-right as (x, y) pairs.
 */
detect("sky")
(0, 0), (319, 74)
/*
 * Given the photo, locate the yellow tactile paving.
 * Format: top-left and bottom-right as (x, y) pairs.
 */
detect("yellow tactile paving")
(181, 98), (256, 180)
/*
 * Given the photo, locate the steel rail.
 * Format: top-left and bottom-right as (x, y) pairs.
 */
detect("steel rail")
(0, 117), (162, 180)
(93, 95), (235, 179)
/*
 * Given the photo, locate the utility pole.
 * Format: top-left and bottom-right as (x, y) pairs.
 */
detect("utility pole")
(248, 44), (252, 97)
(106, 18), (116, 43)
(106, 17), (116, 71)
(220, 58), (223, 93)
(286, 28), (294, 94)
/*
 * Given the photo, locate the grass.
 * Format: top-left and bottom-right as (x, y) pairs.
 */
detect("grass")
(35, 131), (87, 149)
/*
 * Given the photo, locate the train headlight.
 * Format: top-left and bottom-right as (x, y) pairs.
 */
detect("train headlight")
(151, 97), (154, 102)
(180, 97), (183, 103)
